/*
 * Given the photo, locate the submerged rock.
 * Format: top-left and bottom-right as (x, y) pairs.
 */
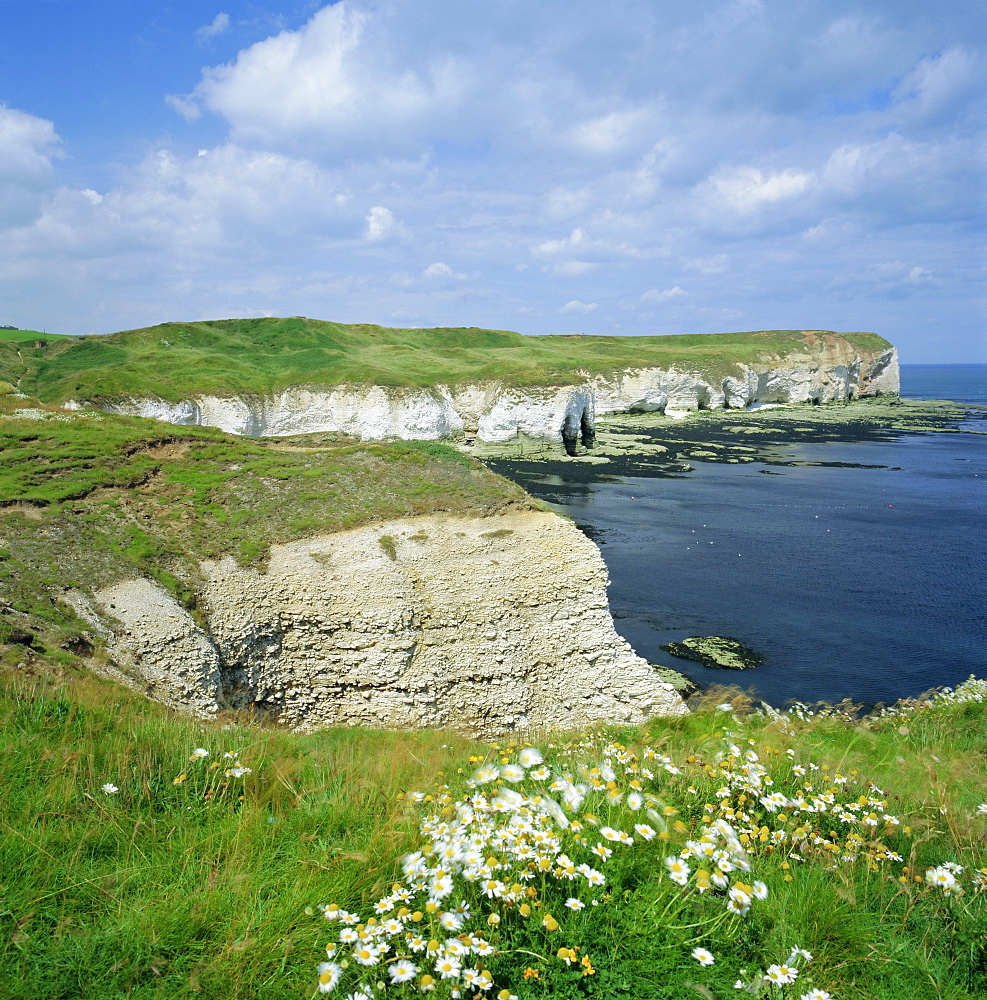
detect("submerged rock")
(660, 636), (763, 670)
(650, 663), (701, 698)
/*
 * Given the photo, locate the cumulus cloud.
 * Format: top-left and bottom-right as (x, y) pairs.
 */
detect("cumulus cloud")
(423, 261), (453, 278)
(0, 105), (61, 227)
(828, 260), (942, 298)
(422, 261), (471, 281)
(641, 286), (686, 304)
(532, 227), (589, 257)
(700, 166), (814, 216)
(566, 108), (657, 157)
(893, 47), (984, 127)
(197, 13), (231, 44)
(559, 300), (597, 314)
(365, 205), (400, 242)
(172, 3), (470, 159)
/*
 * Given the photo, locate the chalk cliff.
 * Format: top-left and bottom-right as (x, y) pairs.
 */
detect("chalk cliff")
(72, 333), (899, 452)
(66, 510), (687, 737)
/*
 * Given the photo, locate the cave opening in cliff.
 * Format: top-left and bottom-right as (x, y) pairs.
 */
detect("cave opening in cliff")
(580, 412), (595, 449)
(561, 426), (578, 456)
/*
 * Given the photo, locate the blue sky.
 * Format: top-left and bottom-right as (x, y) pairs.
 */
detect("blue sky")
(1, 0), (983, 361)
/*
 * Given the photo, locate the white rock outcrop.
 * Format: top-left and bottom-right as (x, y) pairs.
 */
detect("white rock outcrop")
(71, 335), (899, 451)
(71, 510), (687, 737)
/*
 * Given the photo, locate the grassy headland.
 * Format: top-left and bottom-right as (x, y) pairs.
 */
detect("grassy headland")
(0, 317), (893, 404)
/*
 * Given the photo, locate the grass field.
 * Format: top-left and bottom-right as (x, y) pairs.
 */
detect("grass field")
(0, 329), (74, 343)
(2, 656), (984, 1000)
(0, 317), (893, 404)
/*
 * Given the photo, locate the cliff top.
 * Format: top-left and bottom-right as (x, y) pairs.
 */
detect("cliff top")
(0, 399), (533, 648)
(0, 317), (893, 404)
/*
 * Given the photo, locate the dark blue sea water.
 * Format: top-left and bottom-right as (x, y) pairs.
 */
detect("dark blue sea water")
(526, 366), (987, 708)
(900, 364), (987, 406)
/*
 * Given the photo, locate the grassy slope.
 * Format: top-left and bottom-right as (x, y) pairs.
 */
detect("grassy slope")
(1, 660), (985, 1000)
(0, 329), (75, 342)
(0, 396), (531, 650)
(0, 317), (893, 403)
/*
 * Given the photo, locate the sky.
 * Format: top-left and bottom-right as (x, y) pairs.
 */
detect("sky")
(0, 0), (984, 362)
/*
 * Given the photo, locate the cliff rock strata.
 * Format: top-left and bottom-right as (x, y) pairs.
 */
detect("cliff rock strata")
(69, 511), (686, 737)
(73, 335), (899, 451)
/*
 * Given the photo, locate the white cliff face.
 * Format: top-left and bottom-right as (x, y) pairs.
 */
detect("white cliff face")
(75, 337), (899, 450)
(70, 511), (687, 738)
(590, 336), (900, 415)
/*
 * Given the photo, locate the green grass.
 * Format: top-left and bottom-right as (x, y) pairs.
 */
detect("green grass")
(0, 400), (532, 643)
(0, 328), (75, 343)
(0, 317), (894, 405)
(1, 660), (984, 1000)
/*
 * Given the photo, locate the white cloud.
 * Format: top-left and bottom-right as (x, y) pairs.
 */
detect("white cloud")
(365, 205), (397, 241)
(422, 261), (470, 281)
(567, 108), (656, 157)
(165, 94), (202, 122)
(197, 13), (231, 44)
(173, 3), (470, 159)
(893, 48), (984, 126)
(828, 260), (941, 298)
(701, 166), (813, 216)
(423, 261), (453, 278)
(533, 227), (588, 257)
(684, 255), (729, 275)
(0, 105), (61, 227)
(559, 299), (597, 314)
(819, 133), (979, 224)
(641, 285), (686, 304)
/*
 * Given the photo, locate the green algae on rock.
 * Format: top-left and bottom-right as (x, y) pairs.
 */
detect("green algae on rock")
(650, 663), (701, 698)
(660, 636), (763, 670)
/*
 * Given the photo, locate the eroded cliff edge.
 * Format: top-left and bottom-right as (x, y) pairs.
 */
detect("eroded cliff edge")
(66, 510), (687, 737)
(41, 324), (899, 452)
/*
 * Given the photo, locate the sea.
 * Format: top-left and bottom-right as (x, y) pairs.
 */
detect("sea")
(503, 365), (987, 709)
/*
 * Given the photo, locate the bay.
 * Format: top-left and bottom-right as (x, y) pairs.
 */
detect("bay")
(493, 365), (987, 709)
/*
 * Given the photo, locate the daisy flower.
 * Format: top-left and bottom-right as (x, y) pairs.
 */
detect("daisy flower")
(352, 945), (381, 966)
(691, 947), (715, 966)
(317, 962), (342, 993)
(100, 783), (119, 795)
(764, 964), (798, 985)
(388, 959), (417, 984)
(434, 957), (462, 980)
